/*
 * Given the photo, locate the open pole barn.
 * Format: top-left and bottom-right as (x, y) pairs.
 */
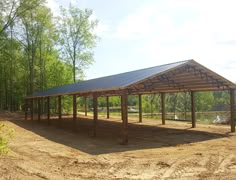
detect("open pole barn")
(24, 59), (236, 144)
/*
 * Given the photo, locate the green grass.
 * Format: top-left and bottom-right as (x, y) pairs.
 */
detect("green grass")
(77, 110), (230, 126)
(0, 124), (14, 154)
(91, 111), (230, 125)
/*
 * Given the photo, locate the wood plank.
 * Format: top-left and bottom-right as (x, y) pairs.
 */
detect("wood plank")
(47, 97), (50, 125)
(129, 89), (184, 95)
(85, 97), (87, 116)
(129, 87), (230, 95)
(121, 95), (124, 121)
(230, 89), (235, 132)
(191, 91), (196, 128)
(73, 94), (77, 126)
(130, 83), (226, 93)
(161, 92), (165, 125)
(38, 98), (41, 122)
(129, 86), (185, 93)
(144, 79), (223, 86)
(24, 99), (28, 120)
(93, 93), (98, 137)
(30, 98), (33, 121)
(187, 87), (227, 91)
(143, 78), (225, 89)
(121, 92), (128, 144)
(106, 96), (110, 119)
(138, 94), (142, 123)
(58, 96), (62, 122)
(180, 83), (225, 88)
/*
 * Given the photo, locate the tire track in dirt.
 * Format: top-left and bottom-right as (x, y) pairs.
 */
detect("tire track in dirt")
(161, 157), (185, 178)
(9, 144), (74, 179)
(198, 152), (236, 179)
(215, 154), (236, 174)
(161, 154), (210, 179)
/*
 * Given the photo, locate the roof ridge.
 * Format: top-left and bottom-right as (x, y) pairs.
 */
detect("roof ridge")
(81, 59), (192, 83)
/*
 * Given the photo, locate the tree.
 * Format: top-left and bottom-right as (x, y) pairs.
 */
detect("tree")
(212, 91), (229, 111)
(0, 0), (42, 35)
(0, 0), (74, 111)
(18, 4), (62, 95)
(58, 4), (98, 83)
(195, 92), (214, 112)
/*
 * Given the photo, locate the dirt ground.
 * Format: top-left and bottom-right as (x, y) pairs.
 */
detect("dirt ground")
(0, 112), (236, 180)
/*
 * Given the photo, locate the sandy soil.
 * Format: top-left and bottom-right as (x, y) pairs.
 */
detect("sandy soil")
(0, 112), (236, 180)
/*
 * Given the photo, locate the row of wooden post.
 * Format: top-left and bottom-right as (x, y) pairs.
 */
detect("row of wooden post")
(25, 95), (87, 124)
(25, 90), (235, 144)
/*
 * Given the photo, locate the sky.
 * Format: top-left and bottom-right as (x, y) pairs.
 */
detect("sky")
(46, 0), (236, 82)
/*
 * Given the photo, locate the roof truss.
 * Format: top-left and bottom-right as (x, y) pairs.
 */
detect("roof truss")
(26, 60), (236, 99)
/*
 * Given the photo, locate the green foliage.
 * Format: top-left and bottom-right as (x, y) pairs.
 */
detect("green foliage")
(142, 94), (161, 113)
(0, 0), (44, 34)
(212, 91), (230, 111)
(196, 92), (214, 112)
(62, 96), (73, 113)
(0, 124), (14, 154)
(58, 4), (98, 82)
(89, 92), (230, 117)
(0, 1), (89, 112)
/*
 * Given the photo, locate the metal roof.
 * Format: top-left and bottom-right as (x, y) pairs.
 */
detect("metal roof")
(29, 59), (236, 98)
(30, 60), (189, 98)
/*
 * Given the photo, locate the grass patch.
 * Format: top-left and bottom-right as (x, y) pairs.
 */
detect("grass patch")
(0, 124), (14, 154)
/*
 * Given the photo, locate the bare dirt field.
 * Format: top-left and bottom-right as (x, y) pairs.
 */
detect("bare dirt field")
(0, 112), (236, 180)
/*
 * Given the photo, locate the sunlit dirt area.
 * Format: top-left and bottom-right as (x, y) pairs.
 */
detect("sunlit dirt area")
(0, 112), (236, 179)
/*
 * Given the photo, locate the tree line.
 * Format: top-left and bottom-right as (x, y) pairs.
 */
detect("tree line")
(90, 92), (230, 113)
(0, 0), (98, 111)
(53, 91), (229, 118)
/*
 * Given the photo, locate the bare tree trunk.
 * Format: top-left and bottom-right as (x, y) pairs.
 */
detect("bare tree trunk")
(10, 25), (14, 111)
(73, 46), (76, 83)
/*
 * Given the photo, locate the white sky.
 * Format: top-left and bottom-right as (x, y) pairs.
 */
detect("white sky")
(46, 0), (236, 82)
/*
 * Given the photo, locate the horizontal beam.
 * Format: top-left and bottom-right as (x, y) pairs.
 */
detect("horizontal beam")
(143, 81), (224, 88)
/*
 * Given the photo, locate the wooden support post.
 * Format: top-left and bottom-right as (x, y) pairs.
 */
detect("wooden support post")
(73, 94), (77, 126)
(47, 97), (50, 125)
(58, 96), (62, 122)
(85, 97), (87, 116)
(106, 96), (110, 119)
(93, 93), (98, 137)
(38, 98), (41, 122)
(161, 93), (166, 125)
(121, 92), (128, 144)
(230, 89), (235, 132)
(138, 94), (142, 123)
(191, 91), (196, 128)
(24, 99), (28, 120)
(121, 95), (124, 121)
(30, 98), (34, 121)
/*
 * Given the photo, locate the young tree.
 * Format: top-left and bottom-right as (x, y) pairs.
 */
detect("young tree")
(58, 4), (98, 83)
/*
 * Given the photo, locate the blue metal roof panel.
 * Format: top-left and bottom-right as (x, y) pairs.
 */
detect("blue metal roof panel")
(31, 60), (189, 97)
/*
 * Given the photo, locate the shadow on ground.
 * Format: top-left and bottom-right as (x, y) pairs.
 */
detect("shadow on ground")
(5, 114), (229, 155)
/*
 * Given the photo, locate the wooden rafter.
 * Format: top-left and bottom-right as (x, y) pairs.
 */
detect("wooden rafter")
(186, 65), (230, 89)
